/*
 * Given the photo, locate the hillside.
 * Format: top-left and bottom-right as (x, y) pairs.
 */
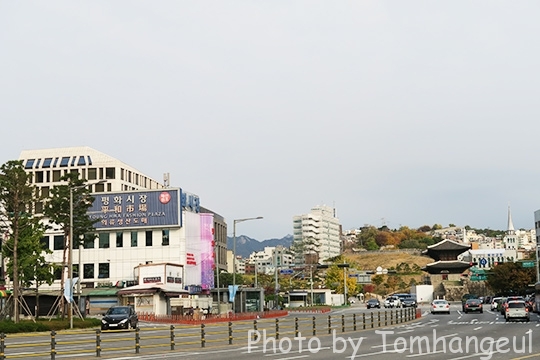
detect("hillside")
(343, 250), (433, 271)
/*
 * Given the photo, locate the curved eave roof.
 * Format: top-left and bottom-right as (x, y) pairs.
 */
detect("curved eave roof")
(422, 260), (473, 274)
(425, 239), (471, 251)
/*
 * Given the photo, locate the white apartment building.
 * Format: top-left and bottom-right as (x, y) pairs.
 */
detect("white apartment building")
(14, 147), (226, 315)
(248, 246), (294, 275)
(292, 205), (341, 263)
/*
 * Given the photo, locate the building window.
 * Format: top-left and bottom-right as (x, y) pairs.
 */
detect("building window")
(88, 168), (97, 180)
(116, 232), (123, 247)
(25, 159), (35, 169)
(53, 157), (59, 167)
(40, 236), (49, 250)
(43, 158), (52, 168)
(34, 201), (43, 214)
(60, 157), (70, 167)
(145, 231), (153, 246)
(77, 156), (86, 166)
(53, 235), (64, 250)
(52, 170), (61, 182)
(98, 263), (110, 278)
(54, 267), (62, 280)
(73, 264), (79, 278)
(84, 264), (94, 279)
(162, 230), (169, 246)
(99, 233), (109, 248)
(105, 167), (115, 179)
(35, 171), (44, 183)
(87, 156), (92, 165)
(95, 182), (105, 192)
(84, 235), (95, 249)
(131, 231), (138, 247)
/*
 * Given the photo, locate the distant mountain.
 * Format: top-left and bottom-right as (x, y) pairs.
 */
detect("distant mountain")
(226, 235), (293, 258)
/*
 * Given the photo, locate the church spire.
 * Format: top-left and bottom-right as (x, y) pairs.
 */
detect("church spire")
(507, 204), (515, 234)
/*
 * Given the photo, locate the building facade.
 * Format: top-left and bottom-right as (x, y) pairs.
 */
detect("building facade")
(15, 147), (226, 315)
(292, 205), (341, 263)
(248, 246), (294, 275)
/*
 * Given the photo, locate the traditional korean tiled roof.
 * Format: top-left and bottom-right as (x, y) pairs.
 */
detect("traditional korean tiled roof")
(422, 260), (473, 274)
(425, 239), (471, 251)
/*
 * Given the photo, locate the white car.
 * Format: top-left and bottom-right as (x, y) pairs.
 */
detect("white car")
(491, 297), (503, 311)
(431, 299), (450, 314)
(384, 296), (402, 308)
(505, 301), (529, 322)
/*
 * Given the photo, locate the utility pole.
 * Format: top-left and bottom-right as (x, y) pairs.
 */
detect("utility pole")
(310, 265), (314, 306)
(274, 249), (279, 309)
(343, 259), (348, 306)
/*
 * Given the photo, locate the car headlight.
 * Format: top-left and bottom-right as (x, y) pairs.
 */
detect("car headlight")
(101, 319), (107, 324)
(119, 319), (128, 324)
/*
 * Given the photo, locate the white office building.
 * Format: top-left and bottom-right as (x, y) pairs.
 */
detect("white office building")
(14, 147), (224, 315)
(292, 205), (341, 263)
(248, 246), (294, 275)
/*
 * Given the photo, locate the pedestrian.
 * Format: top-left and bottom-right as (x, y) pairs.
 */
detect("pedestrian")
(85, 298), (90, 316)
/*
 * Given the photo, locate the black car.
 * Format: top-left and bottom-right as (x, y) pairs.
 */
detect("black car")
(401, 296), (417, 308)
(463, 298), (483, 313)
(101, 306), (138, 330)
(366, 299), (381, 309)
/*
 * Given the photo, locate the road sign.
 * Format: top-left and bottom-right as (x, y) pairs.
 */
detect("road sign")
(522, 261), (535, 268)
(280, 269), (294, 275)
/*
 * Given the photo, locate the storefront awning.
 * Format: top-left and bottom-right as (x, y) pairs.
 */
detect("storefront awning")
(87, 288), (119, 296)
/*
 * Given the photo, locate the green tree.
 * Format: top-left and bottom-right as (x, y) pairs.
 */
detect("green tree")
(371, 275), (384, 286)
(2, 216), (55, 318)
(324, 264), (357, 299)
(0, 160), (38, 323)
(218, 272), (244, 287)
(43, 172), (99, 318)
(356, 226), (378, 249)
(486, 262), (535, 296)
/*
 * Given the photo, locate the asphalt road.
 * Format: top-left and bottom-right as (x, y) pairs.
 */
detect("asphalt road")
(3, 303), (540, 360)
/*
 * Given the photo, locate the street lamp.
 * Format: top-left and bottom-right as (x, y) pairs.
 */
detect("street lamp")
(69, 180), (106, 329)
(232, 216), (263, 312)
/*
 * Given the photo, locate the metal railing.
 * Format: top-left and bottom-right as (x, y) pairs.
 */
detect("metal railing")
(0, 308), (416, 359)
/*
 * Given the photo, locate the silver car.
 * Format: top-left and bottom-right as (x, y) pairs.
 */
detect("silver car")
(505, 301), (529, 322)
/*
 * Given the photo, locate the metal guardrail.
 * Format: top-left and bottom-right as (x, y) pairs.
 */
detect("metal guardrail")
(0, 308), (416, 359)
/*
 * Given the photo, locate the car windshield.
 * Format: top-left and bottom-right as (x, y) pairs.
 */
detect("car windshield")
(508, 302), (525, 309)
(433, 300), (447, 304)
(107, 307), (129, 315)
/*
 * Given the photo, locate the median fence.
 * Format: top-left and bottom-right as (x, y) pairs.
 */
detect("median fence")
(137, 309), (290, 324)
(0, 308), (416, 359)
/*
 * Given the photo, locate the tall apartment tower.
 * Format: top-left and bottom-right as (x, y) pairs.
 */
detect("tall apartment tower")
(292, 205), (341, 263)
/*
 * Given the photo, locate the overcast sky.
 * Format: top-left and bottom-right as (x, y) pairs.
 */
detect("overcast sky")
(2, 2), (540, 240)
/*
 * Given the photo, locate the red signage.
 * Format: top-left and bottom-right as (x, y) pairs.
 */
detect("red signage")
(186, 253), (197, 266)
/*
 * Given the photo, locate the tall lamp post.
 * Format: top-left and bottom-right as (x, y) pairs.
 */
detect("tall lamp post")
(232, 216), (263, 312)
(69, 180), (105, 329)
